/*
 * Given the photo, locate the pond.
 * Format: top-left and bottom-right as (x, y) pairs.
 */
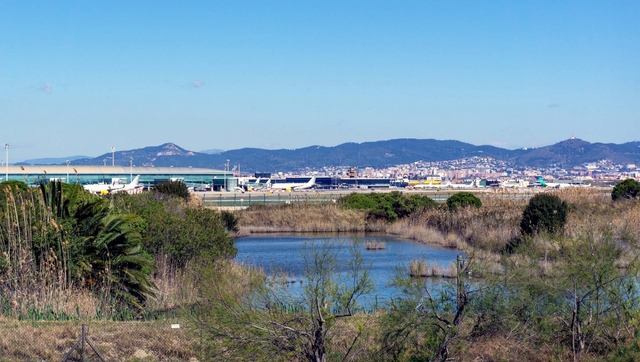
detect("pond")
(235, 234), (464, 305)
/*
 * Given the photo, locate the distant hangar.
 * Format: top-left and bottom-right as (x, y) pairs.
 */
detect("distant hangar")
(1, 165), (236, 190)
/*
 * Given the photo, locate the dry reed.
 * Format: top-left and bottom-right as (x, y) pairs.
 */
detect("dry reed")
(237, 202), (367, 234)
(409, 259), (457, 278)
(364, 240), (386, 250)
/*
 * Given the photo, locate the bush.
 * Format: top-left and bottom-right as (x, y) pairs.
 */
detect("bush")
(446, 192), (482, 210)
(520, 193), (568, 236)
(112, 193), (237, 267)
(0, 180), (29, 192)
(612, 178), (640, 201)
(341, 191), (437, 222)
(154, 181), (190, 200)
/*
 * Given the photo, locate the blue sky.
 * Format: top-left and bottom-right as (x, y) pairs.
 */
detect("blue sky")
(1, 1), (639, 161)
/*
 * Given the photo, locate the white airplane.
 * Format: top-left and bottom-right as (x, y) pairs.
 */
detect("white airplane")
(446, 179), (482, 189)
(109, 175), (142, 194)
(414, 179), (481, 189)
(267, 177), (316, 191)
(500, 179), (529, 188)
(536, 177), (572, 189)
(84, 175), (140, 195)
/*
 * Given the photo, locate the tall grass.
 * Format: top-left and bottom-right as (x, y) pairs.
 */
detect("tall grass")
(237, 202), (367, 234)
(364, 240), (386, 250)
(408, 259), (456, 278)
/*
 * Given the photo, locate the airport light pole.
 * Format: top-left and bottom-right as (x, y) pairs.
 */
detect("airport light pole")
(224, 160), (229, 191)
(129, 157), (133, 182)
(5, 143), (8, 182)
(111, 147), (115, 167)
(66, 160), (70, 183)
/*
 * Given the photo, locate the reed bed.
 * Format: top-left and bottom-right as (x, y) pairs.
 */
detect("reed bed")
(364, 240), (386, 250)
(237, 202), (367, 234)
(408, 259), (457, 278)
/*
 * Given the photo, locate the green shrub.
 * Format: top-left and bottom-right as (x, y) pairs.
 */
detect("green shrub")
(0, 180), (29, 192)
(520, 193), (568, 236)
(220, 211), (239, 233)
(612, 178), (640, 201)
(154, 180), (190, 200)
(112, 193), (237, 267)
(341, 191), (436, 222)
(446, 192), (482, 210)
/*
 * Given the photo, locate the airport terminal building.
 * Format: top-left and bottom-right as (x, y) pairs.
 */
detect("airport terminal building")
(1, 166), (236, 190)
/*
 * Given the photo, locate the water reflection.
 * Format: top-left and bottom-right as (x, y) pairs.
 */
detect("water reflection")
(235, 234), (464, 303)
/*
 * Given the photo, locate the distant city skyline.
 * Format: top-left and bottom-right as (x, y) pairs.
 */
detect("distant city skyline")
(2, 1), (639, 162)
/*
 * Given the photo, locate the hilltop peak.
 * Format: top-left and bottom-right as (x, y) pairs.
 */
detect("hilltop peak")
(156, 143), (194, 157)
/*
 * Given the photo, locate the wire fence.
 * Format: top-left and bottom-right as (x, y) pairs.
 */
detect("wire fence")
(0, 319), (202, 361)
(201, 188), (612, 208)
(0, 318), (377, 361)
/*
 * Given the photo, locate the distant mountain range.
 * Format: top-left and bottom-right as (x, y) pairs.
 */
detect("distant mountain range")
(17, 139), (640, 173)
(16, 155), (91, 166)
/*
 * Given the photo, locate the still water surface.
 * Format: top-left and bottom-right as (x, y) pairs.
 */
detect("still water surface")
(235, 234), (463, 303)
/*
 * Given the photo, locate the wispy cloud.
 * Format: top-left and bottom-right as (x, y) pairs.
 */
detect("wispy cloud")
(192, 81), (204, 88)
(40, 83), (52, 94)
(548, 103), (560, 108)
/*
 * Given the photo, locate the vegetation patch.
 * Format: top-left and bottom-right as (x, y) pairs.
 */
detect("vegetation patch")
(446, 191), (482, 210)
(520, 193), (568, 237)
(341, 191), (437, 222)
(612, 178), (640, 201)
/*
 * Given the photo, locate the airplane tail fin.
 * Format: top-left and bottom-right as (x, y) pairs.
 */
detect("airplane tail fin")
(130, 175), (140, 187)
(538, 177), (548, 186)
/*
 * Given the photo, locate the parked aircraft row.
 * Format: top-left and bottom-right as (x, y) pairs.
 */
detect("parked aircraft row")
(83, 175), (142, 195)
(413, 179), (483, 189)
(237, 177), (317, 192)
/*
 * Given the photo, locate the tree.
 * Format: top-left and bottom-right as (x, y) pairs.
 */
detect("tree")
(446, 192), (482, 210)
(111, 192), (237, 267)
(497, 236), (640, 360)
(154, 180), (190, 200)
(380, 256), (475, 362)
(612, 178), (640, 201)
(341, 191), (437, 222)
(196, 241), (373, 361)
(520, 193), (568, 236)
(77, 213), (156, 310)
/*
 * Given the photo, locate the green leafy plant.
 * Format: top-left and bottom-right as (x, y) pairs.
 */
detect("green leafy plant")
(520, 193), (568, 236)
(341, 191), (437, 222)
(612, 178), (640, 201)
(154, 180), (190, 200)
(446, 192), (482, 210)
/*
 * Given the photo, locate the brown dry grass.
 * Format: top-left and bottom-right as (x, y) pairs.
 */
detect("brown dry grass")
(386, 194), (525, 253)
(0, 317), (198, 361)
(237, 202), (367, 234)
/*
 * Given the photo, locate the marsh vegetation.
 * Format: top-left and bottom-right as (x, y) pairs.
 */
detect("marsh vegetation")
(2, 182), (640, 361)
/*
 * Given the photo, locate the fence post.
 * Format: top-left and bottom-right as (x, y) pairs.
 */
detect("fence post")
(82, 324), (86, 361)
(456, 255), (464, 311)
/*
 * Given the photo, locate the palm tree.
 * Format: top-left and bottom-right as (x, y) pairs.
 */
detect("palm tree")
(77, 211), (156, 310)
(40, 181), (156, 310)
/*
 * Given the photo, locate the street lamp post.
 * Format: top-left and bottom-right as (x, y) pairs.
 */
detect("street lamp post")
(129, 157), (133, 182)
(4, 143), (8, 182)
(66, 160), (70, 183)
(111, 147), (115, 167)
(224, 159), (230, 191)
